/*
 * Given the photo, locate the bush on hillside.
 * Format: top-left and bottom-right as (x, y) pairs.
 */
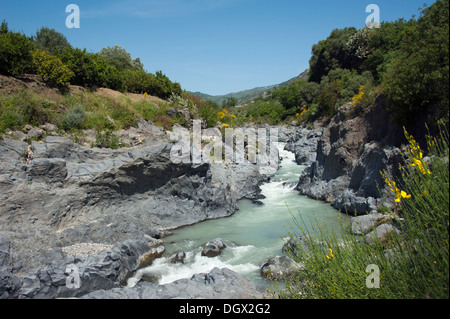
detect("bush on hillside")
(60, 105), (86, 131)
(0, 21), (35, 76)
(34, 27), (71, 55)
(32, 49), (74, 88)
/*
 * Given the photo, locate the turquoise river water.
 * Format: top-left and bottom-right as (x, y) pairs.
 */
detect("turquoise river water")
(127, 143), (350, 287)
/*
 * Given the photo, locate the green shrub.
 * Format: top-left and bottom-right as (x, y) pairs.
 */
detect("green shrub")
(0, 21), (35, 76)
(60, 105), (86, 131)
(199, 102), (220, 128)
(32, 49), (74, 88)
(110, 104), (137, 129)
(92, 130), (126, 149)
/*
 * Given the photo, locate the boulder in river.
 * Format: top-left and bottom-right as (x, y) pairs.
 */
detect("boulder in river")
(201, 239), (227, 257)
(169, 251), (186, 264)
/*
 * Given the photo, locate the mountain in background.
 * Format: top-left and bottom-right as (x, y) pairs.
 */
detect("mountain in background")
(192, 69), (309, 105)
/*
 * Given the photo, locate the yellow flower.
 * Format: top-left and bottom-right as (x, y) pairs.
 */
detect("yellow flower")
(352, 85), (366, 105)
(382, 172), (411, 203)
(395, 189), (411, 203)
(411, 158), (432, 175)
(326, 248), (334, 259)
(221, 124), (230, 128)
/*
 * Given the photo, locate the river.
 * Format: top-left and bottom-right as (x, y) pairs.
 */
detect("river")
(127, 143), (350, 287)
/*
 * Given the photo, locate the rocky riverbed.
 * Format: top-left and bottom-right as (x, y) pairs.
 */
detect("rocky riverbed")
(286, 96), (405, 215)
(0, 121), (293, 299)
(0, 96), (406, 299)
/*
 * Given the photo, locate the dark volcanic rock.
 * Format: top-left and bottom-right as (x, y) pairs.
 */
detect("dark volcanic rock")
(81, 267), (265, 299)
(17, 238), (155, 299)
(0, 133), (269, 275)
(294, 98), (403, 215)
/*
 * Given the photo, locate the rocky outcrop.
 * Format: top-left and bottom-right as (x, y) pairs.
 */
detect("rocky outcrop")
(294, 97), (404, 215)
(17, 238), (158, 299)
(81, 267), (265, 299)
(0, 122), (278, 298)
(284, 128), (323, 166)
(350, 211), (384, 235)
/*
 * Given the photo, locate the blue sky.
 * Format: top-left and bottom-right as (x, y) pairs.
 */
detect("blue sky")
(0, 0), (436, 95)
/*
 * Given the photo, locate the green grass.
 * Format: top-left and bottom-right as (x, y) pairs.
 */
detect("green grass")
(0, 88), (191, 140)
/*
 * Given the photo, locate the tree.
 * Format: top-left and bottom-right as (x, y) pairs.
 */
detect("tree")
(308, 27), (358, 83)
(382, 0), (449, 125)
(362, 19), (416, 83)
(34, 27), (71, 55)
(32, 49), (74, 88)
(345, 27), (374, 71)
(99, 45), (143, 72)
(0, 21), (35, 76)
(0, 20), (8, 34)
(149, 71), (182, 99)
(222, 97), (238, 108)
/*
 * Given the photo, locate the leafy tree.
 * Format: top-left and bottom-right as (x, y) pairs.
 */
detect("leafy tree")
(124, 68), (152, 93)
(0, 20), (8, 34)
(34, 27), (71, 55)
(345, 27), (374, 71)
(149, 71), (182, 99)
(60, 46), (129, 91)
(99, 45), (143, 72)
(245, 100), (286, 124)
(316, 68), (373, 116)
(309, 27), (357, 83)
(32, 49), (74, 88)
(272, 80), (320, 110)
(382, 0), (449, 125)
(222, 97), (238, 108)
(0, 21), (35, 76)
(358, 18), (416, 83)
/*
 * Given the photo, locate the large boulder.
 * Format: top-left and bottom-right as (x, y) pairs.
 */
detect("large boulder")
(365, 224), (401, 244)
(351, 211), (384, 235)
(284, 128), (322, 166)
(201, 239), (227, 257)
(17, 238), (157, 299)
(0, 270), (22, 299)
(260, 256), (303, 280)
